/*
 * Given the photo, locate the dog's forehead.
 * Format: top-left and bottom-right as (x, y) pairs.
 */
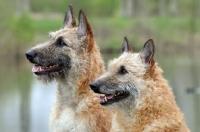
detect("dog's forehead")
(108, 53), (138, 67)
(107, 52), (144, 73)
(49, 28), (78, 40)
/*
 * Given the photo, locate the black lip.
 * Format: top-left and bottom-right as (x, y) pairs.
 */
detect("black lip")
(34, 65), (65, 75)
(100, 100), (115, 105)
(100, 91), (130, 106)
(32, 58), (71, 75)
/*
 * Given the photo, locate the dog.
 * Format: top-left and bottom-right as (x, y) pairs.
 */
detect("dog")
(25, 5), (113, 132)
(90, 37), (190, 132)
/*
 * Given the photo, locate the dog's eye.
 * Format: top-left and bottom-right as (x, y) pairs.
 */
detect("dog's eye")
(118, 66), (128, 75)
(57, 37), (68, 47)
(59, 41), (66, 46)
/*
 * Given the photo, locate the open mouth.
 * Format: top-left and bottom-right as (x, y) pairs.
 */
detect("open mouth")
(32, 64), (64, 75)
(100, 90), (129, 105)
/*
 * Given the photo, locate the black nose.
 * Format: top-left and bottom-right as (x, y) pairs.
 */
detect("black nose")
(25, 50), (36, 61)
(90, 81), (100, 93)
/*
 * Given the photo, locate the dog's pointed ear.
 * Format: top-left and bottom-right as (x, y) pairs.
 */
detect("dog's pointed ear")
(77, 10), (93, 38)
(140, 39), (155, 64)
(121, 36), (132, 54)
(62, 5), (76, 28)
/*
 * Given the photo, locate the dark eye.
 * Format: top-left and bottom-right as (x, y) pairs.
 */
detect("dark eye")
(118, 66), (128, 75)
(57, 37), (68, 47)
(59, 41), (66, 46)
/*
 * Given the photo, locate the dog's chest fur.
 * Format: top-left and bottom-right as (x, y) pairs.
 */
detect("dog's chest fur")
(50, 107), (92, 132)
(50, 82), (95, 132)
(111, 114), (125, 132)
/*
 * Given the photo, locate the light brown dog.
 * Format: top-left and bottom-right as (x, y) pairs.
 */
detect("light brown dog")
(90, 37), (190, 132)
(25, 5), (112, 132)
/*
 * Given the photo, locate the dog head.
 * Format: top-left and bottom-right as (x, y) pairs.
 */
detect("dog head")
(25, 5), (95, 83)
(90, 37), (155, 109)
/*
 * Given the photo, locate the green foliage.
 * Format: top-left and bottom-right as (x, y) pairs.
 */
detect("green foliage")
(33, 18), (62, 33)
(150, 16), (198, 44)
(33, 15), (200, 50)
(31, 0), (64, 13)
(11, 13), (35, 44)
(31, 0), (119, 17)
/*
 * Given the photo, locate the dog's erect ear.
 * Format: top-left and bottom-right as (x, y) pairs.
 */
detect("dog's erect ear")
(140, 39), (155, 64)
(77, 10), (93, 38)
(121, 36), (132, 54)
(62, 5), (76, 28)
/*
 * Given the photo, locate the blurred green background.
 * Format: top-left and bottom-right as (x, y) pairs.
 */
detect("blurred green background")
(0, 0), (200, 132)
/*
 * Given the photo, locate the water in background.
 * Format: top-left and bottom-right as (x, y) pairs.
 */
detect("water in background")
(0, 76), (55, 132)
(0, 54), (199, 132)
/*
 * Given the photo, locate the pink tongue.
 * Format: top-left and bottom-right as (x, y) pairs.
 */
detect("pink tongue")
(100, 96), (105, 101)
(32, 65), (40, 72)
(106, 95), (114, 99)
(99, 95), (114, 102)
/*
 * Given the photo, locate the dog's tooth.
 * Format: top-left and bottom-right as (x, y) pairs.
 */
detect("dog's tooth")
(39, 67), (42, 71)
(104, 96), (107, 101)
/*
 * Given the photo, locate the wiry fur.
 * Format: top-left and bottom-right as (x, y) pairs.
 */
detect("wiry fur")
(91, 38), (190, 132)
(26, 5), (113, 132)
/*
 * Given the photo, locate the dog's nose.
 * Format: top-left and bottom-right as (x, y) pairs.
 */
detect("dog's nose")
(25, 50), (36, 61)
(90, 81), (101, 93)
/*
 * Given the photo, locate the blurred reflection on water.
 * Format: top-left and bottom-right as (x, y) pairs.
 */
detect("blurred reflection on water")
(0, 74), (55, 132)
(0, 54), (199, 132)
(30, 80), (55, 132)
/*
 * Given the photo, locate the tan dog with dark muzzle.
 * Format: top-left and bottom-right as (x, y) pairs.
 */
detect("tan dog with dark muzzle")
(25, 5), (113, 132)
(90, 37), (190, 132)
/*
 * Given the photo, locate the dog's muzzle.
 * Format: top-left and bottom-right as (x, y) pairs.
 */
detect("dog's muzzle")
(25, 50), (37, 62)
(90, 81), (101, 93)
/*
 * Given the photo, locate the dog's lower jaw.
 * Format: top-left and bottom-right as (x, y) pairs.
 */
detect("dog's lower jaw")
(34, 69), (69, 83)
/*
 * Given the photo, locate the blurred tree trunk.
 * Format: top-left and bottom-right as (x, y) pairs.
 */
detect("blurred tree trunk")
(14, 0), (31, 64)
(189, 0), (200, 131)
(20, 89), (30, 132)
(13, 1), (31, 130)
(15, 0), (22, 17)
(23, 0), (30, 12)
(169, 0), (178, 16)
(15, 0), (30, 17)
(120, 0), (134, 17)
(159, 0), (166, 16)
